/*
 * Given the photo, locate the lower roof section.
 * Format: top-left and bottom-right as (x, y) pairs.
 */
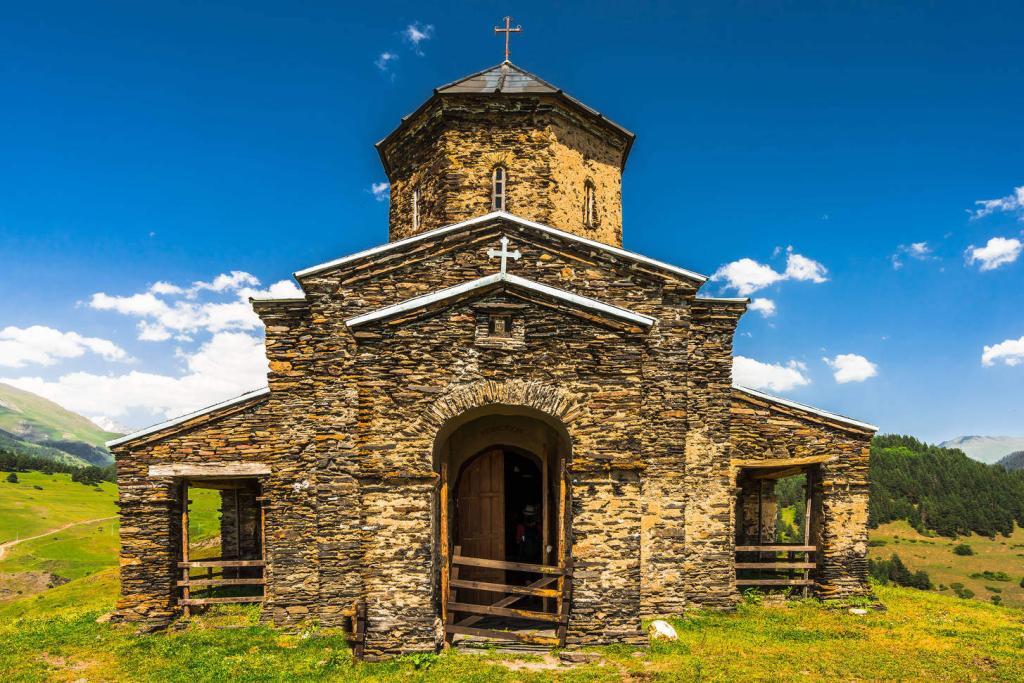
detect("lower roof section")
(107, 387), (270, 449)
(733, 385), (878, 433)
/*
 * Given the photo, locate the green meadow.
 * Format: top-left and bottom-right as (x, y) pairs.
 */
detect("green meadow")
(1, 577), (1023, 681)
(3, 472), (1024, 680)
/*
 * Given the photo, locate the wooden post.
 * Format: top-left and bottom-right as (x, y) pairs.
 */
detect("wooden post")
(180, 480), (191, 617)
(541, 448), (551, 613)
(354, 599), (367, 659)
(233, 488), (242, 559)
(447, 545), (462, 646)
(439, 462), (450, 649)
(556, 462), (569, 644)
(259, 493), (267, 599)
(802, 467), (815, 596)
(542, 446), (551, 565)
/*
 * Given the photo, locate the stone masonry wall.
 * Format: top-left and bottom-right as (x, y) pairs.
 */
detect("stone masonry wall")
(730, 389), (873, 598)
(382, 96), (628, 246)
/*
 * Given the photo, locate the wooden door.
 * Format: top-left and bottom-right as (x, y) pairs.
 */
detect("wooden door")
(456, 448), (505, 604)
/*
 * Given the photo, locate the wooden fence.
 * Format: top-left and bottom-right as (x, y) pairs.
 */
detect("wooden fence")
(443, 546), (572, 647)
(735, 545), (817, 588)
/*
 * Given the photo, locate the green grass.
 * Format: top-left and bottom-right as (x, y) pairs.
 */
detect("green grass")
(869, 520), (1024, 609)
(0, 471), (117, 544)
(0, 579), (1022, 681)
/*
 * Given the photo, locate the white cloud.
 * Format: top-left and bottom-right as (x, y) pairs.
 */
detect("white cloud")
(965, 237), (1022, 271)
(971, 185), (1024, 221)
(89, 272), (302, 341)
(375, 51), (398, 72)
(0, 326), (130, 368)
(733, 356), (810, 392)
(149, 281), (185, 296)
(371, 182), (391, 202)
(402, 22), (434, 55)
(748, 298), (776, 317)
(982, 336), (1024, 367)
(891, 241), (933, 270)
(823, 353), (878, 383)
(713, 247), (828, 296)
(192, 271), (261, 295)
(1, 331), (268, 423)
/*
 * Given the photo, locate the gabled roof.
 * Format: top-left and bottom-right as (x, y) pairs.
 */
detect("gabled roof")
(294, 211), (707, 284)
(377, 61), (635, 172)
(346, 271), (655, 329)
(732, 385), (878, 433)
(106, 387), (270, 449)
(435, 61), (560, 95)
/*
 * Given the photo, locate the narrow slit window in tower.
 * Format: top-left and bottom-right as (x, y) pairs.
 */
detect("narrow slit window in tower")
(492, 166), (506, 211)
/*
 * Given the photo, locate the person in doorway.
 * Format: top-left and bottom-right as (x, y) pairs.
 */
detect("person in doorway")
(515, 504), (542, 563)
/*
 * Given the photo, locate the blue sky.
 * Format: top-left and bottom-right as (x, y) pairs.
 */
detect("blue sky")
(0, 1), (1021, 441)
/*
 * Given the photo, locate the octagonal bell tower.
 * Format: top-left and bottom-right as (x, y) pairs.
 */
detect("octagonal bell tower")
(376, 61), (635, 247)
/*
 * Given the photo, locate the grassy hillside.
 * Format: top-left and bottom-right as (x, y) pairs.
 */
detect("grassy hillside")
(0, 382), (118, 466)
(869, 520), (1024, 609)
(0, 471), (220, 604)
(0, 579), (1021, 681)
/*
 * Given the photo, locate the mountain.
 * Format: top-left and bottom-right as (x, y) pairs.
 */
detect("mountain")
(938, 435), (1024, 464)
(997, 451), (1024, 472)
(0, 382), (119, 466)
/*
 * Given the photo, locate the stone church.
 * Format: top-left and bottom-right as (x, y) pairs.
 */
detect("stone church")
(109, 60), (876, 657)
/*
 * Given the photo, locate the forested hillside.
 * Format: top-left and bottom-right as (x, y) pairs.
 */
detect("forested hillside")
(870, 435), (1024, 537)
(997, 451), (1024, 472)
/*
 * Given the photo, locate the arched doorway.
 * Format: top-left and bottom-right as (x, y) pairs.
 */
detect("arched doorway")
(434, 408), (572, 647)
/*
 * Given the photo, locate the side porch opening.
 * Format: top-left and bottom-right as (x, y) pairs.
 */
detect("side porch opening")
(176, 477), (266, 614)
(734, 463), (822, 594)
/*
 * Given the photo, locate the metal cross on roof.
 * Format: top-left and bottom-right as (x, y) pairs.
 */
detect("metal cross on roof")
(487, 235), (521, 274)
(494, 16), (522, 62)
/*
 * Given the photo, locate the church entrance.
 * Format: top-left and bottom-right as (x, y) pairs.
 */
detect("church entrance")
(434, 409), (573, 648)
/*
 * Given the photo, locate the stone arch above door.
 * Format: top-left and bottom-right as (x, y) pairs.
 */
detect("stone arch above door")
(408, 379), (586, 447)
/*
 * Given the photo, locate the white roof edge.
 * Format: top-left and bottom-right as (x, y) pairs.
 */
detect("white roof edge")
(106, 387), (271, 448)
(250, 296), (307, 303)
(732, 385), (878, 432)
(345, 272), (656, 328)
(696, 296), (750, 304)
(294, 211), (708, 282)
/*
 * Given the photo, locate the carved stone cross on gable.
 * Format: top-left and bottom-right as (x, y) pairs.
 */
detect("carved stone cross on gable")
(487, 235), (521, 274)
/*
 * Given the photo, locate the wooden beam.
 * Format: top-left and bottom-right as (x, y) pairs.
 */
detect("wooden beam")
(451, 555), (567, 575)
(447, 601), (561, 624)
(736, 562), (816, 570)
(179, 596), (263, 605)
(178, 560), (265, 569)
(176, 578), (266, 587)
(732, 455), (835, 469)
(149, 462), (271, 478)
(747, 466), (805, 480)
(444, 624), (559, 647)
(736, 578), (814, 586)
(736, 545), (816, 552)
(450, 579), (559, 598)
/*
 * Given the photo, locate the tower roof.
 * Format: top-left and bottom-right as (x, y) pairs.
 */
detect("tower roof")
(376, 61), (635, 174)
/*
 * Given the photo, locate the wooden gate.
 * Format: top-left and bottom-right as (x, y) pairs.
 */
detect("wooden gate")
(439, 456), (573, 648)
(443, 546), (572, 647)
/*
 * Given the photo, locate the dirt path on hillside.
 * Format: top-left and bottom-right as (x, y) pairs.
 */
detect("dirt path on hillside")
(0, 516), (117, 561)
